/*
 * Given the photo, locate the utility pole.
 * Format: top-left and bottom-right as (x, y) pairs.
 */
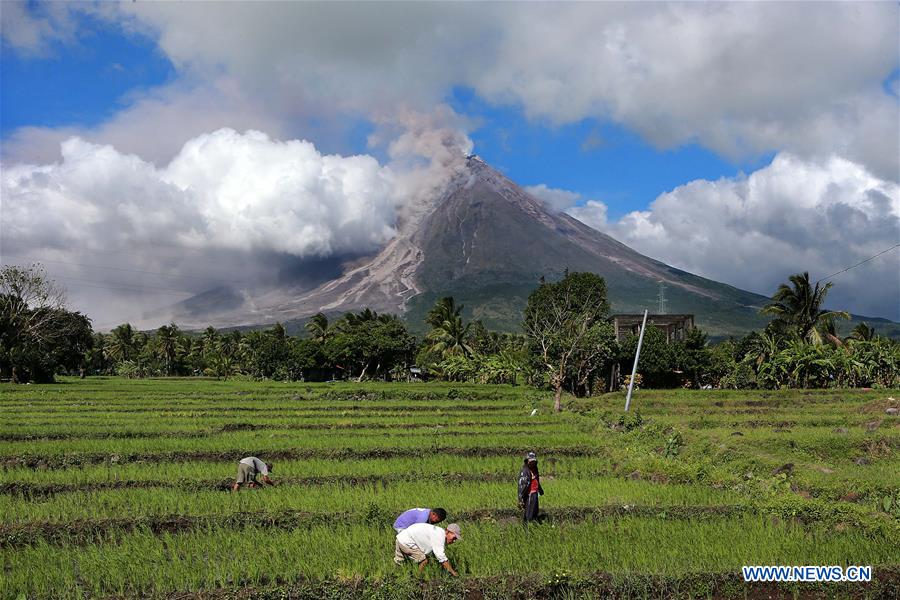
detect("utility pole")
(624, 309), (648, 412)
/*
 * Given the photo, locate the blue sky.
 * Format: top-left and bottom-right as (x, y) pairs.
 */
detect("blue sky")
(449, 87), (775, 220)
(1, 2), (897, 323)
(1, 13), (174, 136)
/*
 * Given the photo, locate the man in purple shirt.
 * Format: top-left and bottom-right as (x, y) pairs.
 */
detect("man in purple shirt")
(393, 507), (447, 532)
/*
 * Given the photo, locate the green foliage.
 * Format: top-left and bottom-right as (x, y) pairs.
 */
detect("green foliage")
(242, 324), (293, 379)
(1, 381), (898, 599)
(732, 336), (900, 389)
(0, 264), (93, 382)
(363, 501), (394, 525)
(86, 311), (420, 383)
(3, 266), (897, 392)
(326, 312), (416, 381)
(305, 312), (331, 343)
(619, 326), (677, 388)
(115, 360), (144, 379)
(617, 410), (643, 432)
(849, 322), (876, 342)
(618, 326), (735, 389)
(760, 272), (849, 344)
(664, 431), (684, 458)
(719, 361), (756, 390)
(424, 297), (473, 360)
(524, 272), (616, 405)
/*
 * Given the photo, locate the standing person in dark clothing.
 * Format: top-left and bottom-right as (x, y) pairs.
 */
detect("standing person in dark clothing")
(517, 451), (544, 522)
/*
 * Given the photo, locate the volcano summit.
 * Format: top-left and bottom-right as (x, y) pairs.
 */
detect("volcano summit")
(166, 156), (774, 336)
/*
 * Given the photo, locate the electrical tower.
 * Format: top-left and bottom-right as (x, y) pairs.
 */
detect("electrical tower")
(657, 281), (668, 314)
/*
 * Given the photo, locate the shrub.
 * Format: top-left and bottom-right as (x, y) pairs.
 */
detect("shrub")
(116, 360), (143, 379)
(720, 362), (756, 389)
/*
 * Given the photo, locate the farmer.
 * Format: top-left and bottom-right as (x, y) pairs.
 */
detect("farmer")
(231, 456), (275, 491)
(393, 507), (447, 532)
(517, 451), (544, 523)
(394, 522), (462, 577)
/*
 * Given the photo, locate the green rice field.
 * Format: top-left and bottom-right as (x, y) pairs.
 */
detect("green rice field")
(1, 378), (898, 599)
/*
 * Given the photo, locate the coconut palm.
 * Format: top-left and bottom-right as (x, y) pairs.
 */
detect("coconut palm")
(760, 272), (849, 344)
(106, 323), (136, 363)
(820, 318), (844, 348)
(425, 297), (473, 358)
(337, 308), (379, 332)
(201, 326), (219, 356)
(154, 323), (181, 376)
(377, 313), (402, 325)
(218, 331), (242, 359)
(848, 322), (876, 342)
(305, 313), (331, 343)
(426, 297), (461, 329)
(207, 352), (236, 380)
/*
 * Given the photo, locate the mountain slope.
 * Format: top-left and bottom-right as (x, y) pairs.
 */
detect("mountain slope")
(400, 158), (770, 335)
(161, 156), (851, 338)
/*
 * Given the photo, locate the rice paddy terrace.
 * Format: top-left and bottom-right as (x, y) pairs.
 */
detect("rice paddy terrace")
(1, 379), (898, 599)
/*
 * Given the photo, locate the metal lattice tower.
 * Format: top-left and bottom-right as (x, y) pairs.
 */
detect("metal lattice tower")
(657, 281), (668, 315)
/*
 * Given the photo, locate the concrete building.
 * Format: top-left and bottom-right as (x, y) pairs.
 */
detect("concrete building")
(606, 314), (695, 391)
(609, 313), (695, 344)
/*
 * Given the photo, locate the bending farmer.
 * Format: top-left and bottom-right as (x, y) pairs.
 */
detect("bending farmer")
(517, 451), (544, 522)
(394, 522), (461, 576)
(393, 507), (447, 532)
(232, 456), (275, 491)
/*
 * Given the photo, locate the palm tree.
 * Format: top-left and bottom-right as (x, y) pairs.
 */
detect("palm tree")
(87, 332), (110, 374)
(106, 323), (136, 363)
(760, 272), (849, 344)
(305, 313), (331, 342)
(820, 318), (844, 348)
(218, 331), (242, 359)
(154, 323), (180, 376)
(848, 322), (876, 342)
(377, 313), (402, 325)
(208, 352), (235, 380)
(344, 308), (378, 329)
(426, 297), (461, 329)
(201, 326), (219, 356)
(425, 297), (473, 358)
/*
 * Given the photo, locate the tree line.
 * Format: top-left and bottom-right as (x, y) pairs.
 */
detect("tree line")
(2, 264), (897, 399)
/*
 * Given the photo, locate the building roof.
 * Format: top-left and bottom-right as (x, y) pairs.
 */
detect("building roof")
(609, 314), (694, 326)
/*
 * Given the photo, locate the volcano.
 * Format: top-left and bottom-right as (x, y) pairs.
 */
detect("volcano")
(165, 156), (775, 337)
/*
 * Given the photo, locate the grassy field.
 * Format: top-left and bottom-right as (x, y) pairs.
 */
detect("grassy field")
(1, 379), (898, 599)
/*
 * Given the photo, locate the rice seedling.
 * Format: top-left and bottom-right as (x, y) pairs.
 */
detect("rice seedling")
(1, 378), (897, 598)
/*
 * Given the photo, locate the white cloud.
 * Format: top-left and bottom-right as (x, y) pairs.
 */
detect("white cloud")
(1, 79), (289, 166)
(525, 184), (583, 213)
(561, 154), (900, 319)
(164, 129), (397, 257)
(565, 201), (610, 233)
(5, 3), (896, 178)
(51, 1), (891, 181)
(0, 1), (78, 57)
(524, 185), (610, 232)
(1, 129), (402, 325)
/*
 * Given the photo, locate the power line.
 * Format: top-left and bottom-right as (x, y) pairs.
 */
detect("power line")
(815, 244), (900, 284)
(1, 253), (222, 283)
